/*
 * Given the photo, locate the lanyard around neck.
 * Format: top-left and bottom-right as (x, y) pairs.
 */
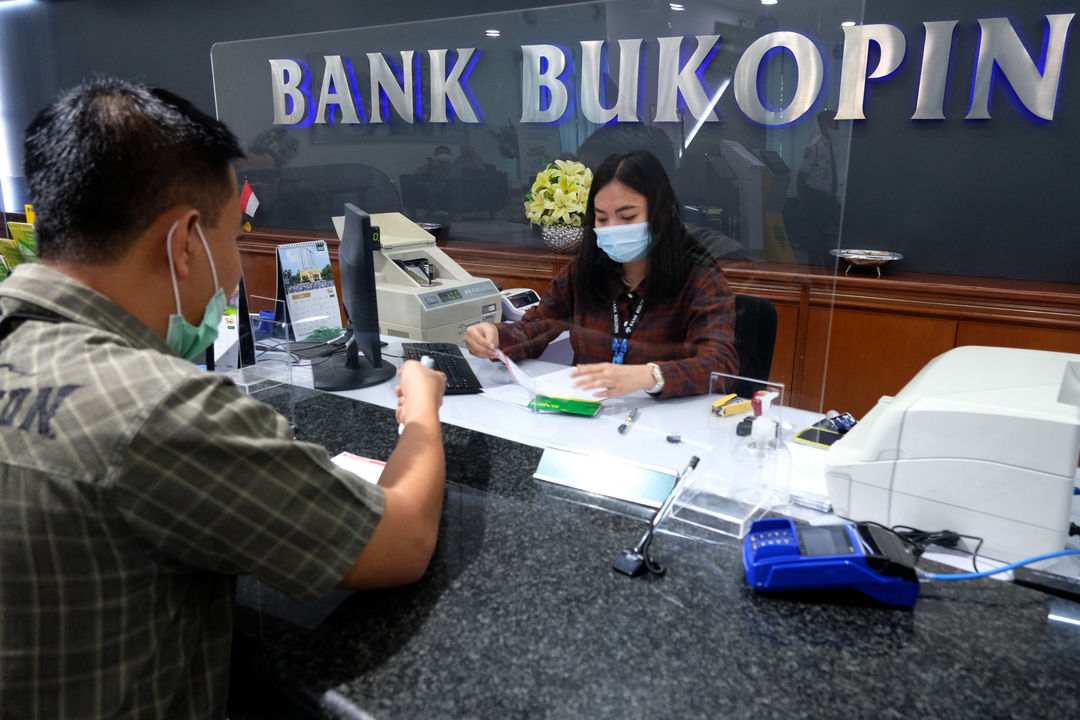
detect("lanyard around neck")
(611, 292), (645, 365)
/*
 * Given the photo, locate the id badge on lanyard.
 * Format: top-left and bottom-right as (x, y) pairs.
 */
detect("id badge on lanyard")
(611, 295), (644, 365)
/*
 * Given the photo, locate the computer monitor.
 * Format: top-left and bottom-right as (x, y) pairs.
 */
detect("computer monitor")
(311, 204), (397, 391)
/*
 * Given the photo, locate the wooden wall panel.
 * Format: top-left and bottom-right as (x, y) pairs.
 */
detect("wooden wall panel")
(799, 307), (957, 416)
(237, 243), (281, 314)
(239, 229), (1080, 418)
(444, 241), (571, 295)
(956, 321), (1080, 354)
(768, 302), (799, 393)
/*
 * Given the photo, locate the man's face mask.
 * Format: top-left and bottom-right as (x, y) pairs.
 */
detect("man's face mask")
(165, 220), (227, 361)
(594, 221), (653, 263)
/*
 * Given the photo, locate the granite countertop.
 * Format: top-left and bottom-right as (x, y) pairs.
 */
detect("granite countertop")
(236, 388), (1080, 719)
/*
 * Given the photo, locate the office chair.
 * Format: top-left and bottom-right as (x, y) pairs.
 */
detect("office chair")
(732, 293), (778, 398)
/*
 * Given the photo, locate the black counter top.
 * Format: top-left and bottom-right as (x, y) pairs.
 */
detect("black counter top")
(236, 388), (1080, 719)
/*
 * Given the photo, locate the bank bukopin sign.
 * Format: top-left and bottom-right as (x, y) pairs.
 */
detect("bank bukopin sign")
(268, 14), (1074, 129)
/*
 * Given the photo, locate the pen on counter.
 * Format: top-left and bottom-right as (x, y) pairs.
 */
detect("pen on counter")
(617, 407), (639, 434)
(399, 355), (435, 435)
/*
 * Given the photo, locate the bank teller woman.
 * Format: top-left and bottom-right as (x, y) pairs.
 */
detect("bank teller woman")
(464, 149), (738, 399)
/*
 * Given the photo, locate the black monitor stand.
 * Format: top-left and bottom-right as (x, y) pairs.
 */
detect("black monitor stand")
(312, 330), (395, 391)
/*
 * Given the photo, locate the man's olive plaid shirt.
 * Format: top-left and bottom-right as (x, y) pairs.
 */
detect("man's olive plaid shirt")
(0, 263), (384, 719)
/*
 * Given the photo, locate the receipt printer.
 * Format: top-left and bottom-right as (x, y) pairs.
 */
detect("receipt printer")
(500, 288), (540, 321)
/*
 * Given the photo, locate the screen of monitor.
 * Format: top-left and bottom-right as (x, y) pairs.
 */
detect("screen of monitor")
(311, 204), (396, 391)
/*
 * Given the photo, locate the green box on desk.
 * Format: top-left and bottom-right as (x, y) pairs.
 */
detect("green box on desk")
(528, 395), (601, 416)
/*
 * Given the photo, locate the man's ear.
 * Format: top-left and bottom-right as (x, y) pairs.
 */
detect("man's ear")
(163, 209), (202, 280)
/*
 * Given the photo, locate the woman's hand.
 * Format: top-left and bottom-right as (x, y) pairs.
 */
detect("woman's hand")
(571, 363), (655, 399)
(463, 322), (501, 359)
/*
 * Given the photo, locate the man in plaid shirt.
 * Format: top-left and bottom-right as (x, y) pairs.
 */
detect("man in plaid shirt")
(0, 78), (446, 719)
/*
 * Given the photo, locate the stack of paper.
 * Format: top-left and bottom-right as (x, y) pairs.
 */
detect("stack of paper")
(483, 352), (604, 416)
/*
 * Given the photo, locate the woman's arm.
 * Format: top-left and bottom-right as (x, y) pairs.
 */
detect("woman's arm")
(647, 266), (738, 398)
(495, 262), (577, 361)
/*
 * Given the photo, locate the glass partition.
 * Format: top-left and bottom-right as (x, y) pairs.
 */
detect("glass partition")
(212, 0), (860, 262)
(213, 0), (1080, 417)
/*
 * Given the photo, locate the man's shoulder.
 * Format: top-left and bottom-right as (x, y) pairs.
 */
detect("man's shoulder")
(12, 317), (202, 389)
(0, 320), (248, 482)
(7, 315), (249, 427)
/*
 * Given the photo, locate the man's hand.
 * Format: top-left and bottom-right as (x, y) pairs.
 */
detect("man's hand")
(396, 359), (445, 428)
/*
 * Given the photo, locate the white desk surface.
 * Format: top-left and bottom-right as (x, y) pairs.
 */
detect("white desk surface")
(272, 338), (1080, 574)
(288, 338), (831, 503)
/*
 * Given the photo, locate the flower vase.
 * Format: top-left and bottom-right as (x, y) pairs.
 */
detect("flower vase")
(541, 224), (584, 254)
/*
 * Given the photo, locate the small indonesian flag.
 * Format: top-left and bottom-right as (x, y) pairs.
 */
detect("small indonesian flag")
(239, 180), (260, 217)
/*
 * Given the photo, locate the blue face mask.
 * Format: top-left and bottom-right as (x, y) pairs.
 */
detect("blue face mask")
(165, 221), (227, 361)
(594, 221), (652, 263)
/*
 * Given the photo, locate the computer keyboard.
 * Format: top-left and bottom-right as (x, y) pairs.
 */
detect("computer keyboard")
(400, 342), (483, 395)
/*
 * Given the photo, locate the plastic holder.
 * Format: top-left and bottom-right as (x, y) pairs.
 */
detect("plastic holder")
(664, 371), (791, 541)
(221, 295), (299, 429)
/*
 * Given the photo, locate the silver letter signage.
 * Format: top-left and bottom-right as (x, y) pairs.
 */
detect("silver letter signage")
(580, 39), (643, 123)
(836, 24), (907, 120)
(967, 14), (1075, 121)
(655, 35), (721, 123)
(368, 51), (417, 123)
(266, 13), (1073, 130)
(734, 32), (823, 127)
(521, 44), (570, 123)
(429, 48), (481, 123)
(269, 58), (311, 125)
(315, 55), (362, 124)
(912, 21), (958, 120)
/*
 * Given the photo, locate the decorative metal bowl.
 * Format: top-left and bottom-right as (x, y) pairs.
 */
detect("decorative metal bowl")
(829, 248), (904, 276)
(541, 224), (584, 254)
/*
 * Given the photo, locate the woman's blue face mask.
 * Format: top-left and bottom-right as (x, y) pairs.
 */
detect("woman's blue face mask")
(594, 221), (652, 263)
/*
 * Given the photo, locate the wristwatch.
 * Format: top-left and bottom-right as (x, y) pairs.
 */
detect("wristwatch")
(646, 362), (664, 395)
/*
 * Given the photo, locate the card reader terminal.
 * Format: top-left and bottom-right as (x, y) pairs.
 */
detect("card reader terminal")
(742, 518), (920, 607)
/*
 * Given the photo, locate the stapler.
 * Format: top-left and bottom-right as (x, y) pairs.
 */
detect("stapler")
(711, 393), (752, 417)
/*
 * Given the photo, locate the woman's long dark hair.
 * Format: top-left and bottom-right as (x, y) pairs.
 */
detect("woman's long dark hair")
(575, 150), (710, 309)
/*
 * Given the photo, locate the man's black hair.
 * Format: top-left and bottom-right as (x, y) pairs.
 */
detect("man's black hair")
(575, 150), (710, 309)
(23, 77), (244, 263)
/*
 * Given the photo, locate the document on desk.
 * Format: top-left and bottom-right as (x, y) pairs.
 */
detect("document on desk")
(483, 353), (604, 414)
(494, 349), (536, 394)
(533, 366), (605, 402)
(331, 451), (384, 484)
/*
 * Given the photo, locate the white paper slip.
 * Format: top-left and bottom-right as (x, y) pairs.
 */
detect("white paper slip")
(331, 451), (385, 484)
(481, 382), (537, 408)
(495, 349), (537, 393)
(534, 366), (605, 403)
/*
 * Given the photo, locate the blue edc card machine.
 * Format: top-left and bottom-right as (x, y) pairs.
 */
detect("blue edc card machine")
(742, 518), (920, 607)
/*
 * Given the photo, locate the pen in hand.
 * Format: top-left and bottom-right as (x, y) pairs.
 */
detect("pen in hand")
(618, 407), (639, 434)
(399, 355), (435, 435)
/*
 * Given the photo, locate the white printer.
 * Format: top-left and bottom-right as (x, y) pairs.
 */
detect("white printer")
(825, 346), (1080, 562)
(332, 212), (502, 343)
